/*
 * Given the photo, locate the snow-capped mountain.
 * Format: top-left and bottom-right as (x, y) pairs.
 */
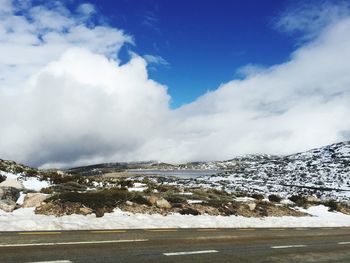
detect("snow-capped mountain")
(184, 141), (350, 201)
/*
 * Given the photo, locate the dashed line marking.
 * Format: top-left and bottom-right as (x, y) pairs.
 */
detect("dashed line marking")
(0, 239), (148, 247)
(237, 229), (255, 231)
(294, 228), (309, 231)
(146, 229), (178, 232)
(18, 232), (62, 235)
(197, 229), (219, 232)
(163, 250), (219, 256)
(338, 241), (350, 245)
(90, 230), (126, 233)
(271, 245), (307, 249)
(26, 261), (72, 263)
(269, 228), (285, 231)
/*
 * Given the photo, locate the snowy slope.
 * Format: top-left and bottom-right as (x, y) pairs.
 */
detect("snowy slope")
(160, 142), (350, 201)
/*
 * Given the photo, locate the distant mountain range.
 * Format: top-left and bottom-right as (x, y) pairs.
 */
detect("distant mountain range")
(1, 141), (350, 201)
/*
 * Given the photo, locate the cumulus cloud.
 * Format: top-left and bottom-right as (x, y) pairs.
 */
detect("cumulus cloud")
(0, 0), (169, 167)
(0, 0), (350, 167)
(154, 11), (350, 162)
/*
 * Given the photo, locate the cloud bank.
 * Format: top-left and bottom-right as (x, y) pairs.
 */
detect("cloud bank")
(0, 1), (350, 167)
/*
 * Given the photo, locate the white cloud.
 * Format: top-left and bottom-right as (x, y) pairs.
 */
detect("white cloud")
(235, 64), (267, 78)
(275, 0), (350, 40)
(0, 0), (12, 13)
(0, 1), (350, 167)
(143, 54), (169, 66)
(0, 1), (168, 167)
(0, 1), (132, 91)
(77, 3), (96, 16)
(153, 15), (350, 162)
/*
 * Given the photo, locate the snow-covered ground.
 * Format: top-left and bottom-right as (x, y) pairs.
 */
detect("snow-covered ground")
(0, 171), (50, 191)
(157, 141), (350, 202)
(0, 205), (349, 231)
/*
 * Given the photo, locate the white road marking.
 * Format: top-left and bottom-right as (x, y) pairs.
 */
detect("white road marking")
(146, 229), (177, 232)
(90, 230), (126, 233)
(19, 232), (62, 235)
(0, 239), (148, 247)
(27, 261), (72, 263)
(163, 250), (218, 256)
(271, 245), (307, 249)
(338, 241), (350, 245)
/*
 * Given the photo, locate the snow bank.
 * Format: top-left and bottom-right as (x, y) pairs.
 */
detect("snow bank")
(0, 205), (349, 231)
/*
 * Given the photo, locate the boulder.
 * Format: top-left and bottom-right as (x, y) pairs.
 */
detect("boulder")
(148, 195), (158, 206)
(22, 193), (49, 208)
(156, 198), (171, 209)
(0, 187), (20, 202)
(307, 196), (319, 202)
(125, 201), (134, 206)
(79, 206), (93, 215)
(0, 199), (16, 212)
(248, 202), (256, 211)
(0, 179), (23, 190)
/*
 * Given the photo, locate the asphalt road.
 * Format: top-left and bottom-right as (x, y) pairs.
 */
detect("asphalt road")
(1, 227), (350, 263)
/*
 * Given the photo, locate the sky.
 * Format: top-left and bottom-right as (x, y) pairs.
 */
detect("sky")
(81, 0), (296, 108)
(0, 0), (350, 168)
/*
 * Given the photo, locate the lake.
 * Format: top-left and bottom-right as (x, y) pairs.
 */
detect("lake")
(127, 169), (222, 178)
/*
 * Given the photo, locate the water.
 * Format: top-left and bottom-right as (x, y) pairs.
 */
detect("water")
(127, 169), (222, 178)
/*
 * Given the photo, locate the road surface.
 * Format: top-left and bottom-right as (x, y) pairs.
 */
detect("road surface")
(1, 227), (350, 262)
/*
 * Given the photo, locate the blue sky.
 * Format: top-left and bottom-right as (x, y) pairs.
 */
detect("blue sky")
(74, 0), (297, 108)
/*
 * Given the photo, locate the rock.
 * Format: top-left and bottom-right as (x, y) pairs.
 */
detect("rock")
(0, 179), (23, 189)
(22, 193), (49, 208)
(0, 199), (16, 212)
(248, 202), (256, 211)
(125, 201), (134, 206)
(95, 208), (105, 218)
(307, 196), (319, 202)
(79, 206), (93, 215)
(0, 174), (6, 183)
(0, 187), (20, 202)
(148, 195), (158, 206)
(156, 198), (171, 209)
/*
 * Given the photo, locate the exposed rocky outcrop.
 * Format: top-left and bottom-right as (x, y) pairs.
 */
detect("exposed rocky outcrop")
(156, 198), (171, 209)
(0, 187), (20, 202)
(0, 199), (16, 212)
(0, 179), (23, 189)
(22, 193), (49, 208)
